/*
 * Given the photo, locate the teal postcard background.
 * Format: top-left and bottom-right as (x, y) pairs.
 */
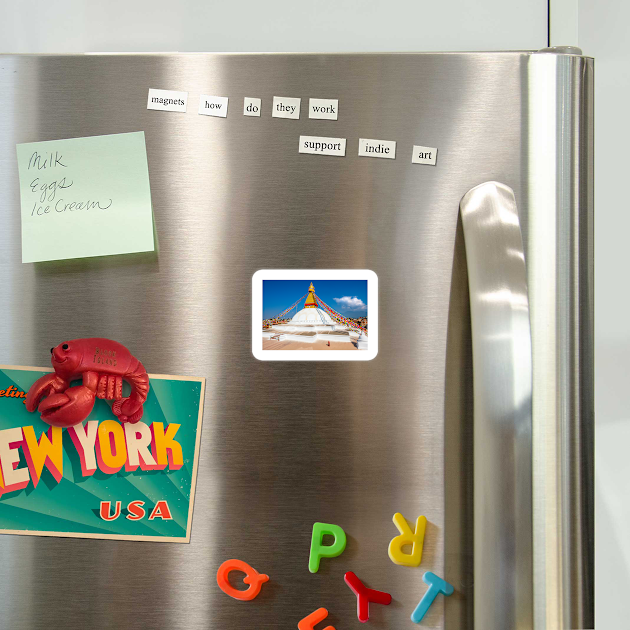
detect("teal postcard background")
(0, 367), (204, 542)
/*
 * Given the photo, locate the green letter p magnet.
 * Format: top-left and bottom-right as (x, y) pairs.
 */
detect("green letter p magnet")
(308, 522), (347, 573)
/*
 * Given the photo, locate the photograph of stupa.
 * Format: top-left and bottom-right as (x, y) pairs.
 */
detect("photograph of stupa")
(262, 280), (368, 350)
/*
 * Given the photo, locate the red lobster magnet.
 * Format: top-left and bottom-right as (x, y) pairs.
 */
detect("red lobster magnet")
(26, 338), (149, 428)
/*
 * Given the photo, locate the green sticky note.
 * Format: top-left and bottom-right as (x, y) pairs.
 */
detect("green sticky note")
(17, 131), (155, 263)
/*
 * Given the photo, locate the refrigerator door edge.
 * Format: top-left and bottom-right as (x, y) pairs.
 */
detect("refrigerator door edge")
(526, 52), (595, 630)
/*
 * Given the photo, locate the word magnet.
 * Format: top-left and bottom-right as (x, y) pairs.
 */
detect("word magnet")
(308, 98), (338, 120)
(308, 522), (346, 573)
(272, 96), (301, 119)
(243, 97), (262, 117)
(216, 559), (269, 601)
(411, 144), (438, 166)
(198, 95), (228, 118)
(358, 138), (396, 159)
(388, 512), (427, 566)
(344, 571), (392, 622)
(299, 136), (346, 157)
(147, 88), (187, 112)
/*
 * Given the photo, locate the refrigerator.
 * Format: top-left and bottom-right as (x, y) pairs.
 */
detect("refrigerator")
(0, 50), (593, 629)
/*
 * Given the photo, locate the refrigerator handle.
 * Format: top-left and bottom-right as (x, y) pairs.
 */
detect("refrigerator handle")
(460, 182), (533, 629)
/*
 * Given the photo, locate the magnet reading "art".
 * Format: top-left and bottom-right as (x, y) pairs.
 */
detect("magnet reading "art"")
(388, 512), (427, 567)
(308, 522), (347, 573)
(216, 559), (269, 601)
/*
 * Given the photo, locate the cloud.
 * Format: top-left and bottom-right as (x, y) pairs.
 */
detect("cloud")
(333, 296), (367, 312)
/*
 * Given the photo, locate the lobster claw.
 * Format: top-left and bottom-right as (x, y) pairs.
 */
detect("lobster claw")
(37, 386), (96, 428)
(112, 398), (144, 424)
(25, 373), (67, 413)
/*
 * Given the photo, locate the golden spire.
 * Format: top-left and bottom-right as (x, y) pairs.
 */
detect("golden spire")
(304, 282), (317, 308)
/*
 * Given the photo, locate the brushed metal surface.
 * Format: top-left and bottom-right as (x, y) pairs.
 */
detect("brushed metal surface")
(527, 52), (595, 629)
(0, 52), (593, 629)
(460, 182), (533, 630)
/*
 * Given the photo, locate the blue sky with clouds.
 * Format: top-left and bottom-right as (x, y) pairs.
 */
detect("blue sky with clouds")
(262, 280), (368, 319)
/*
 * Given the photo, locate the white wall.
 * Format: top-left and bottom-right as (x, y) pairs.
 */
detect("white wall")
(0, 0), (547, 53)
(575, 2), (629, 627)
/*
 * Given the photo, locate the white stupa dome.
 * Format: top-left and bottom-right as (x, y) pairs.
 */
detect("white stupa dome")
(291, 307), (334, 325)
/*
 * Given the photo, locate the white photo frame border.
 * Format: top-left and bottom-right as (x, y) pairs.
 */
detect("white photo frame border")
(252, 269), (378, 361)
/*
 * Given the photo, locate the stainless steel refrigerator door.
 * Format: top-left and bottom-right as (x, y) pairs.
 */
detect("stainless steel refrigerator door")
(0, 52), (593, 629)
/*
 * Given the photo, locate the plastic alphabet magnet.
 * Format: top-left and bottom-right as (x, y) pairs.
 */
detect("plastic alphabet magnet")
(298, 607), (335, 630)
(410, 571), (454, 623)
(344, 571), (392, 622)
(388, 512), (427, 567)
(308, 522), (347, 573)
(216, 559), (269, 601)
